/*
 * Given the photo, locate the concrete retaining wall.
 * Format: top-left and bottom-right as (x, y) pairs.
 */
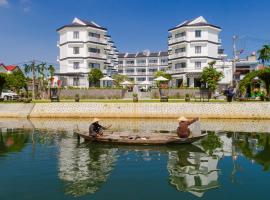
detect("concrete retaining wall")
(0, 103), (34, 118)
(60, 89), (124, 99)
(28, 102), (270, 119)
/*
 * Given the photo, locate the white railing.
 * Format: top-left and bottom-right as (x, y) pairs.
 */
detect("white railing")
(89, 52), (106, 59)
(169, 52), (186, 59)
(169, 36), (186, 44)
(126, 63), (135, 66)
(89, 37), (107, 44)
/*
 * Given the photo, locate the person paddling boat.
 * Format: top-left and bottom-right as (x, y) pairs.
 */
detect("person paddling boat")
(89, 118), (112, 138)
(177, 116), (199, 138)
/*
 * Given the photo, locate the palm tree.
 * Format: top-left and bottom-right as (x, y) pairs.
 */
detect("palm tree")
(258, 45), (270, 67)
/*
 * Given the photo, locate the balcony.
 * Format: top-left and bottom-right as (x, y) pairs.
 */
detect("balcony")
(169, 52), (186, 59)
(89, 37), (107, 44)
(89, 52), (106, 59)
(126, 63), (135, 66)
(169, 36), (186, 44)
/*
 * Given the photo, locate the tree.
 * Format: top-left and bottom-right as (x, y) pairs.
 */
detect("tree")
(0, 73), (6, 96)
(154, 71), (172, 80)
(112, 74), (128, 87)
(88, 68), (103, 87)
(200, 61), (224, 91)
(239, 68), (270, 97)
(258, 45), (270, 66)
(5, 70), (27, 93)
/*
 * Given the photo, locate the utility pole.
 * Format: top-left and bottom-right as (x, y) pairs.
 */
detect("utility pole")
(232, 35), (238, 86)
(32, 60), (36, 100)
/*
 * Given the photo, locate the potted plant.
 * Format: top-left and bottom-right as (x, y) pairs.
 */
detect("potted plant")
(133, 93), (138, 102)
(185, 93), (190, 102)
(75, 94), (80, 102)
(260, 91), (265, 101)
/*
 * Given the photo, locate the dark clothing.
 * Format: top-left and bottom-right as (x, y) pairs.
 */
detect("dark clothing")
(177, 118), (198, 138)
(89, 122), (106, 137)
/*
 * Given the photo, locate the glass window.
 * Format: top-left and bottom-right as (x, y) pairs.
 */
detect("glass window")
(119, 61), (123, 64)
(195, 62), (201, 69)
(73, 62), (80, 69)
(137, 77), (146, 81)
(148, 77), (154, 81)
(137, 60), (146, 64)
(195, 46), (201, 54)
(129, 77), (134, 81)
(126, 60), (134, 64)
(126, 69), (134, 73)
(175, 32), (186, 38)
(149, 59), (157, 63)
(195, 30), (201, 38)
(73, 47), (80, 54)
(175, 62), (186, 69)
(137, 68), (146, 73)
(73, 77), (80, 86)
(88, 32), (100, 38)
(88, 63), (100, 69)
(88, 48), (100, 53)
(175, 47), (186, 53)
(73, 31), (79, 39)
(161, 59), (168, 64)
(148, 68), (158, 72)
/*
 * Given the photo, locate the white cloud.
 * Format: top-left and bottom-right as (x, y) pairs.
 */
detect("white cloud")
(0, 0), (9, 7)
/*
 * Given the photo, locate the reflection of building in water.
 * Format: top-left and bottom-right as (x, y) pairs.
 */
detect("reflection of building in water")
(58, 134), (118, 197)
(167, 146), (220, 198)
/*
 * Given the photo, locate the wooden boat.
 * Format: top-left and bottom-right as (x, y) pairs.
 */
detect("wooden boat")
(76, 131), (207, 145)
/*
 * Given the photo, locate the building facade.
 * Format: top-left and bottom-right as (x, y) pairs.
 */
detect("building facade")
(57, 17), (118, 88)
(168, 16), (231, 88)
(118, 50), (168, 84)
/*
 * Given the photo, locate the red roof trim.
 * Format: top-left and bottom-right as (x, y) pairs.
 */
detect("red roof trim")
(5, 65), (17, 71)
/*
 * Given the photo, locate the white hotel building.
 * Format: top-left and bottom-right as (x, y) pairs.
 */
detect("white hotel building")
(118, 51), (168, 84)
(168, 16), (231, 88)
(56, 17), (118, 87)
(57, 16), (232, 88)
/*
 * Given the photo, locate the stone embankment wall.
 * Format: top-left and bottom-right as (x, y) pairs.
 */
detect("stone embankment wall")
(26, 102), (270, 119)
(60, 89), (124, 99)
(0, 103), (34, 118)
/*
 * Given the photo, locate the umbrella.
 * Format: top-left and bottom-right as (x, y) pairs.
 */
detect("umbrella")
(100, 76), (114, 81)
(139, 80), (152, 85)
(154, 76), (168, 81)
(120, 80), (132, 85)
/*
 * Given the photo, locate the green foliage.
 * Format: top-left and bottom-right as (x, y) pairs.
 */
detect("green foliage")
(154, 71), (172, 80)
(88, 68), (103, 87)
(258, 45), (270, 66)
(112, 74), (128, 87)
(5, 70), (27, 93)
(0, 73), (6, 95)
(239, 68), (270, 96)
(200, 61), (224, 91)
(201, 132), (223, 156)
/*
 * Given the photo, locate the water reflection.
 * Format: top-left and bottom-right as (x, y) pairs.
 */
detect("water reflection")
(58, 136), (118, 197)
(167, 144), (220, 197)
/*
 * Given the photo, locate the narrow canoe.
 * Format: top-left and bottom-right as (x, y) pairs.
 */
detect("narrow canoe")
(76, 131), (207, 145)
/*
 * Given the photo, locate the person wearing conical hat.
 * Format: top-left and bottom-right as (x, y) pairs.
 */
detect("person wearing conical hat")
(89, 118), (112, 137)
(176, 116), (199, 138)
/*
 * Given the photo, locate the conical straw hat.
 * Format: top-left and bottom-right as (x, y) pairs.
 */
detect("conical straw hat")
(92, 118), (100, 123)
(177, 116), (188, 122)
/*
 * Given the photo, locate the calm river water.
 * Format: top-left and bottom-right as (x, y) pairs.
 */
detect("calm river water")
(1, 118), (270, 200)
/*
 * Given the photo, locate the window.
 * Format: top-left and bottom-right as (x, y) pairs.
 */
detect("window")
(148, 77), (154, 81)
(175, 47), (186, 53)
(88, 63), (100, 69)
(195, 30), (201, 38)
(149, 59), (157, 63)
(73, 62), (80, 69)
(73, 47), (80, 54)
(73, 77), (80, 86)
(118, 69), (123, 73)
(148, 68), (158, 72)
(137, 68), (146, 73)
(129, 77), (134, 81)
(137, 77), (146, 82)
(161, 59), (167, 64)
(88, 48), (100, 53)
(126, 69), (134, 73)
(195, 46), (201, 54)
(73, 31), (79, 39)
(195, 62), (201, 69)
(126, 60), (134, 64)
(119, 61), (123, 64)
(175, 62), (186, 69)
(175, 32), (186, 38)
(88, 32), (100, 38)
(137, 60), (146, 64)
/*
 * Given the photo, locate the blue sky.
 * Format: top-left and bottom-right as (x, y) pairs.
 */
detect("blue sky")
(1, 0), (270, 67)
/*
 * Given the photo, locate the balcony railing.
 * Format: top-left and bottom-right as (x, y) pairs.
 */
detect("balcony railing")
(89, 37), (107, 44)
(89, 53), (106, 59)
(126, 63), (135, 66)
(169, 36), (186, 44)
(169, 52), (186, 59)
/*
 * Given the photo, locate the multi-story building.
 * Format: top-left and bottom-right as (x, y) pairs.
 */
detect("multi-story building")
(56, 17), (118, 87)
(118, 50), (168, 84)
(168, 16), (231, 88)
